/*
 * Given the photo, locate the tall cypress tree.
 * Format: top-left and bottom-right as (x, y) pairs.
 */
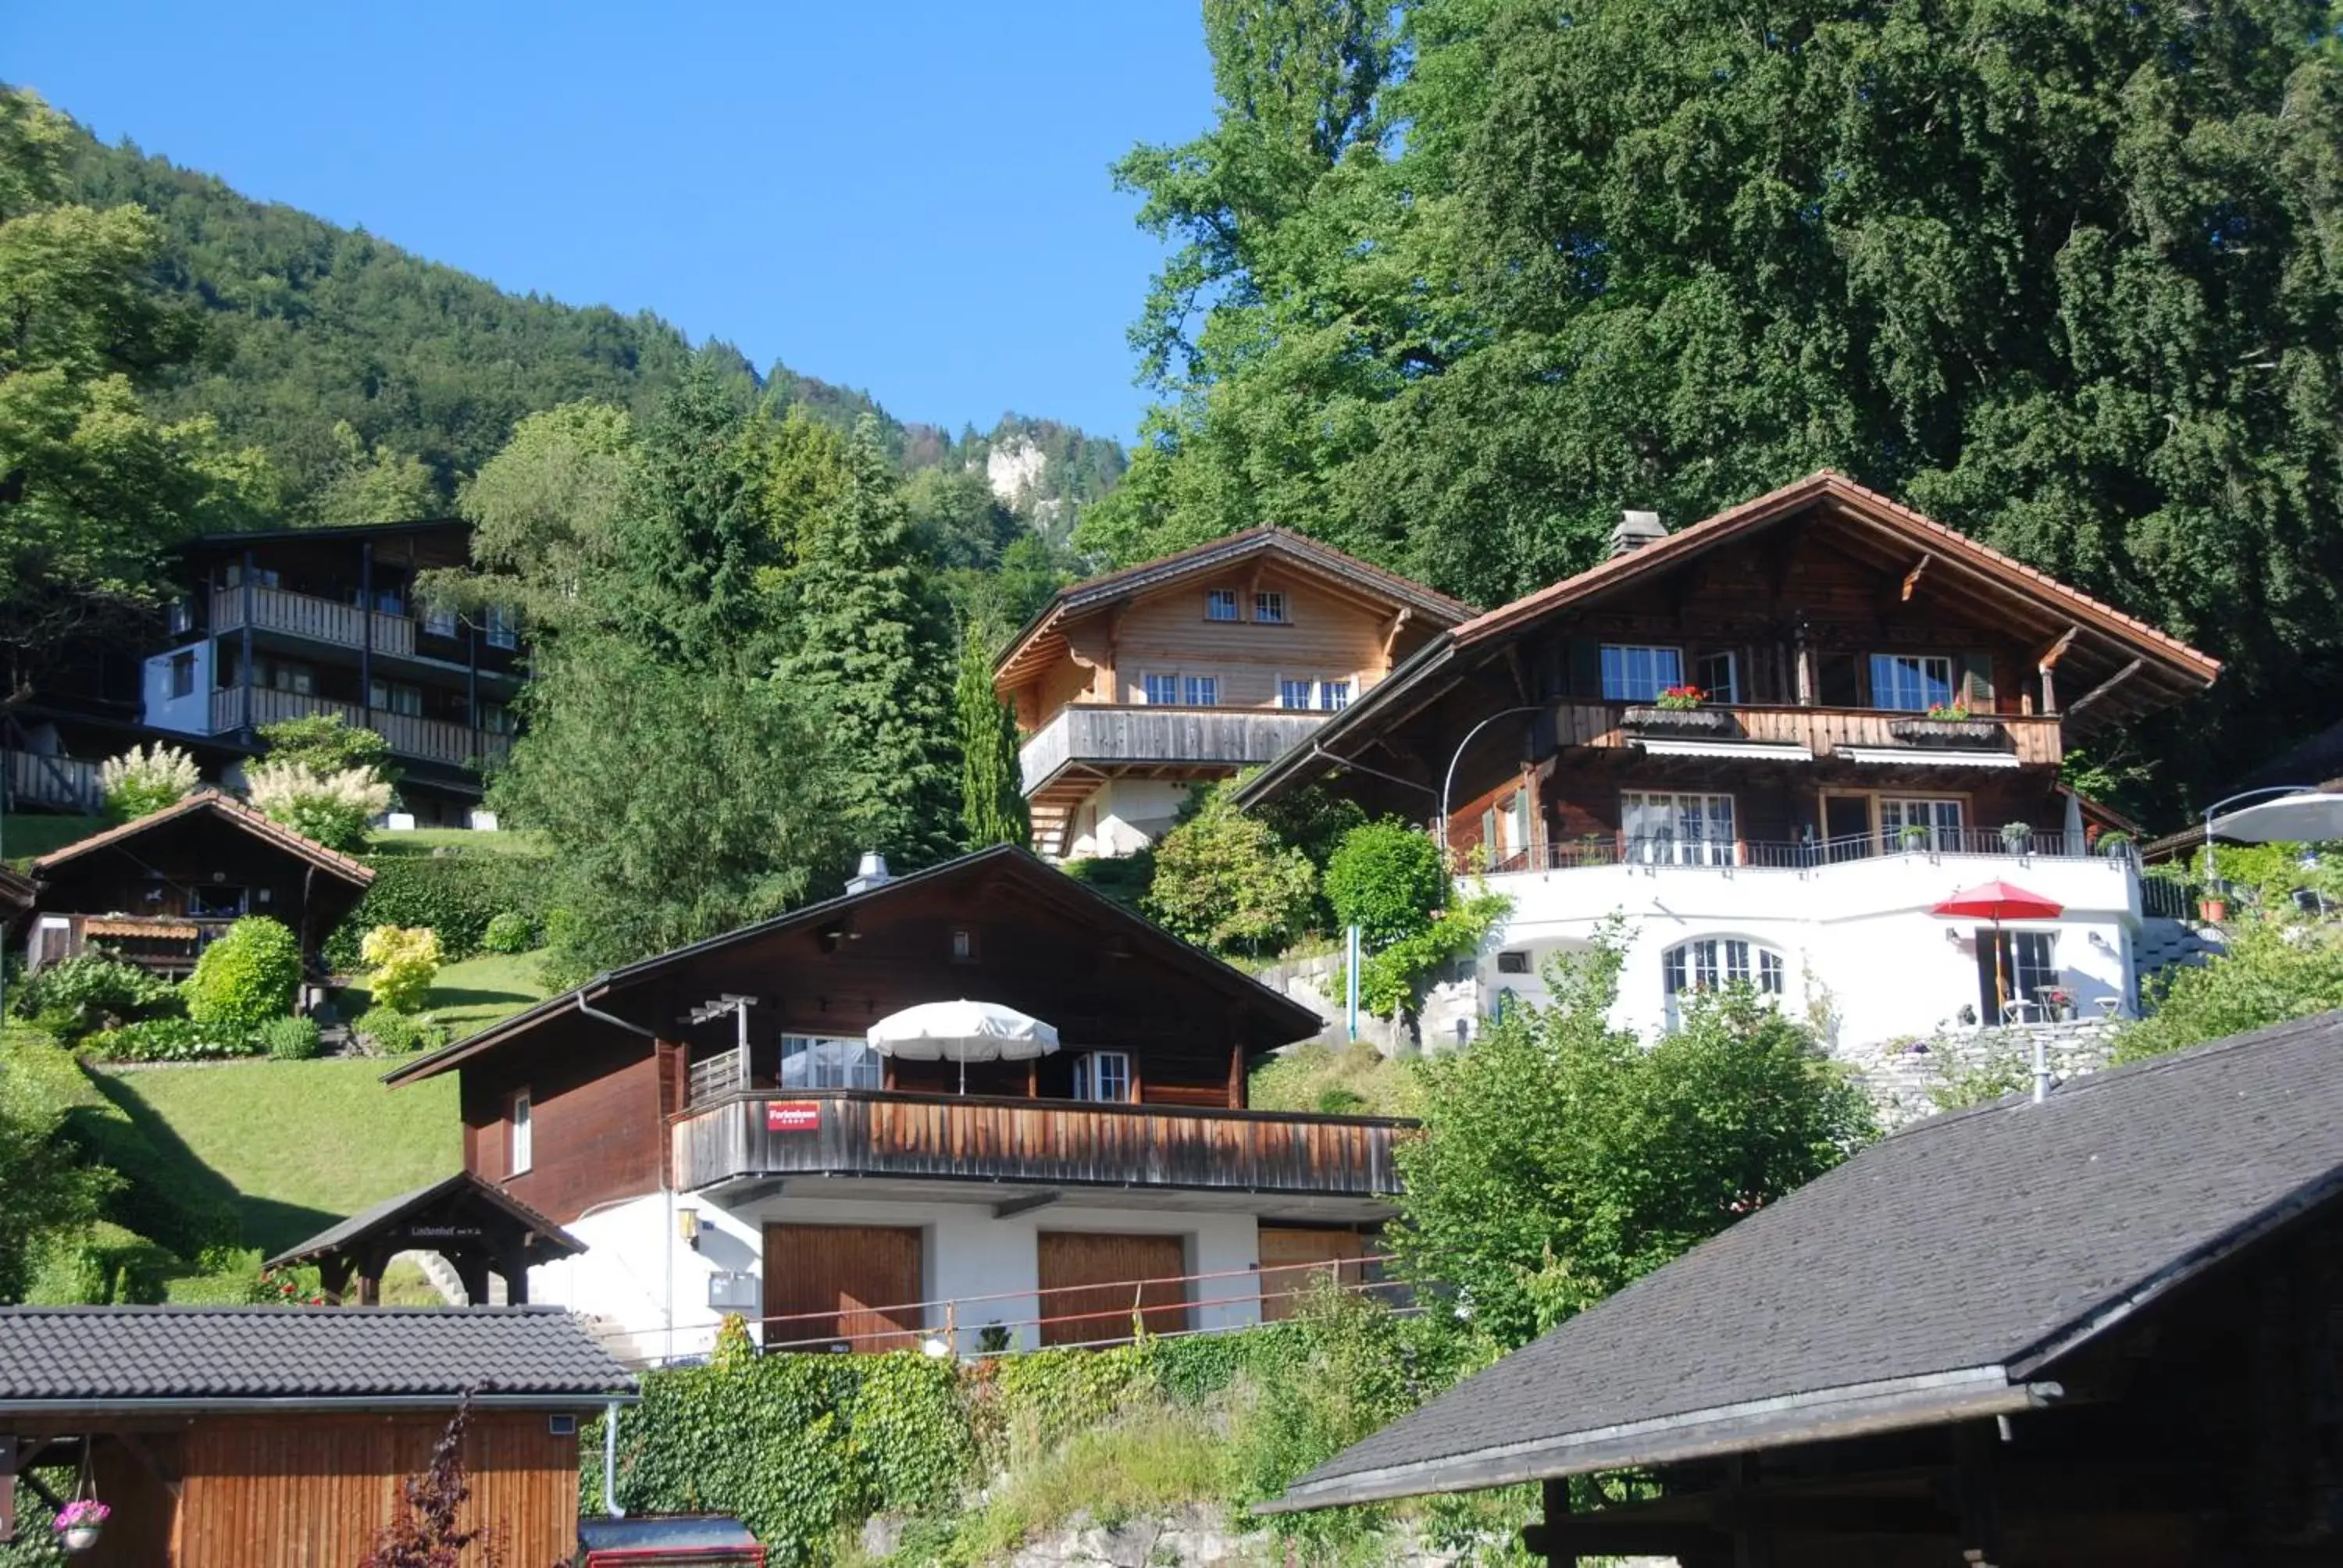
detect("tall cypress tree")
(780, 416), (960, 868)
(954, 617), (1030, 851)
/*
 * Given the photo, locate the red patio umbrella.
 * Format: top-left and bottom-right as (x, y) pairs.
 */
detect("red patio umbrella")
(1931, 881), (2065, 1025)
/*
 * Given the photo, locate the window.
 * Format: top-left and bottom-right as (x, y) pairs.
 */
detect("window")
(1204, 589), (1239, 622)
(372, 589), (407, 617)
(1696, 650), (1739, 704)
(950, 927), (976, 960)
(1621, 790), (1736, 866)
(781, 1036), (883, 1090)
(1254, 591), (1287, 624)
(1600, 644), (1685, 702)
(1183, 675), (1218, 707)
(1983, 932), (2059, 1022)
(241, 655), (314, 695)
(369, 679), (424, 718)
(1143, 673), (1180, 705)
(1317, 680), (1350, 711)
(485, 604), (519, 649)
(189, 885), (247, 919)
(225, 564), (281, 589)
(479, 701), (514, 736)
(1881, 797), (1964, 851)
(1662, 939), (1785, 1026)
(508, 1092), (533, 1176)
(1869, 654), (1955, 712)
(1279, 679), (1314, 711)
(1496, 950), (1532, 975)
(168, 597), (195, 636)
(423, 605), (458, 638)
(169, 651), (196, 700)
(1074, 1050), (1133, 1103)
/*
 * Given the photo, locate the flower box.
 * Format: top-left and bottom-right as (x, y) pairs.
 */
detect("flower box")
(1887, 718), (2006, 749)
(1621, 706), (1735, 736)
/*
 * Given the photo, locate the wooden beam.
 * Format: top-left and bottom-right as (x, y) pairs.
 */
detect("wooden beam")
(2035, 625), (2081, 671)
(1521, 1520), (1731, 1560)
(2063, 657), (2144, 721)
(116, 1430), (181, 1502)
(1379, 608), (1414, 673)
(1900, 553), (1933, 602)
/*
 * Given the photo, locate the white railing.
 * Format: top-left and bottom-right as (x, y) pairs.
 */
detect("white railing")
(209, 687), (510, 768)
(212, 585), (416, 657)
(3, 750), (103, 814)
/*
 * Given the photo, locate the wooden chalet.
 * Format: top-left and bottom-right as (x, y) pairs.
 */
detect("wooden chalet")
(20, 791), (373, 976)
(0, 1305), (633, 1567)
(995, 527), (1472, 859)
(1268, 1011), (2343, 1566)
(385, 846), (1405, 1358)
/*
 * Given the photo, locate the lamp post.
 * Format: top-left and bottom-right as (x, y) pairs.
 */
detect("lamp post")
(2199, 784), (2315, 881)
(1438, 705), (1547, 864)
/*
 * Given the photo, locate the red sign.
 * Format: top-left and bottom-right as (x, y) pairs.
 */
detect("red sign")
(766, 1100), (821, 1132)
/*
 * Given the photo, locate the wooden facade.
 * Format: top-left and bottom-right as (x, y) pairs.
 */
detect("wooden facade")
(761, 1224), (925, 1352)
(1036, 1231), (1190, 1345)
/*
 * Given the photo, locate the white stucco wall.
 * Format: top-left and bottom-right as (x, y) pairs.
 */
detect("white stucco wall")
(1064, 779), (1197, 861)
(142, 640), (213, 736)
(533, 1188), (1264, 1364)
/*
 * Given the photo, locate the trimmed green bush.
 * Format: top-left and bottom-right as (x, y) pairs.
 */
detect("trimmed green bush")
(257, 1014), (323, 1061)
(1325, 819), (1449, 948)
(360, 925), (442, 1014)
(83, 1017), (260, 1062)
(184, 917), (302, 1035)
(325, 853), (548, 967)
(354, 1008), (445, 1056)
(481, 911), (535, 953)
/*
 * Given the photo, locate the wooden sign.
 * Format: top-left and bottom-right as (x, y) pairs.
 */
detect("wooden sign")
(766, 1101), (820, 1132)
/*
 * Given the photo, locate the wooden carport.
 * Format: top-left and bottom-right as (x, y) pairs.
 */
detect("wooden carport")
(266, 1171), (584, 1306)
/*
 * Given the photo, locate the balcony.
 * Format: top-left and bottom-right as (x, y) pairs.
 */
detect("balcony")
(26, 913), (238, 975)
(4, 750), (103, 814)
(1019, 704), (1329, 795)
(209, 687), (512, 769)
(1557, 701), (2062, 768)
(212, 585), (416, 657)
(671, 1089), (1409, 1206)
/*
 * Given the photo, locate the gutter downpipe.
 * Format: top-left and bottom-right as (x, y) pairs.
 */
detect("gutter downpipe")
(604, 1399), (626, 1517)
(570, 994), (676, 1365)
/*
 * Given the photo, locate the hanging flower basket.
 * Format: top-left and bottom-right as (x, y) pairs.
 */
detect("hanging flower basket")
(1621, 705), (1735, 736)
(1888, 717), (2006, 749)
(55, 1499), (110, 1554)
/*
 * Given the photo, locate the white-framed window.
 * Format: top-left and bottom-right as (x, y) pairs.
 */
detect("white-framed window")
(1601, 644), (1685, 702)
(1143, 673), (1180, 705)
(1204, 590), (1239, 622)
(423, 605), (458, 638)
(1869, 654), (1955, 711)
(1318, 679), (1350, 711)
(369, 679), (424, 718)
(1983, 931), (2060, 1022)
(508, 1092), (533, 1176)
(1621, 790), (1736, 866)
(485, 604), (519, 649)
(1184, 675), (1218, 707)
(1254, 591), (1288, 624)
(1696, 650), (1739, 704)
(1881, 796), (1964, 851)
(1074, 1050), (1133, 1103)
(1662, 938), (1785, 1026)
(781, 1035), (883, 1089)
(1279, 679), (1314, 711)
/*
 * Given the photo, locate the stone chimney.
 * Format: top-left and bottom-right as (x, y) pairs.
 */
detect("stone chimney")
(1610, 509), (1667, 557)
(845, 851), (893, 895)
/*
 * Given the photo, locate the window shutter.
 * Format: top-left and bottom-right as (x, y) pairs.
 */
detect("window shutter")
(1961, 652), (1995, 711)
(1567, 637), (1603, 697)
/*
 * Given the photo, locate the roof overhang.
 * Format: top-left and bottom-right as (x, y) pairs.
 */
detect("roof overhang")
(0, 1391), (637, 1421)
(30, 791), (375, 887)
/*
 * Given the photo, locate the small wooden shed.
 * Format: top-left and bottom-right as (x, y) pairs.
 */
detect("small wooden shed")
(0, 1305), (634, 1566)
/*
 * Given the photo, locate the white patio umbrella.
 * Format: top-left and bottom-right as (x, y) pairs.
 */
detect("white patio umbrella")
(866, 1000), (1060, 1094)
(2207, 792), (2343, 845)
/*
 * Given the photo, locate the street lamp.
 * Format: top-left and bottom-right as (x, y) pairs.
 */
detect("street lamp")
(1438, 705), (1547, 862)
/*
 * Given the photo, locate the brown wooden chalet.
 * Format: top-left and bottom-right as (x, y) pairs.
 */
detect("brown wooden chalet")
(1235, 472), (2220, 866)
(19, 792), (372, 976)
(995, 527), (1473, 858)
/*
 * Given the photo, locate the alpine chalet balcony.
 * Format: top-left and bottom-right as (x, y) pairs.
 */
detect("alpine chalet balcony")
(1550, 700), (2063, 767)
(212, 584), (417, 657)
(671, 1089), (1408, 1207)
(1018, 704), (1330, 794)
(209, 687), (511, 769)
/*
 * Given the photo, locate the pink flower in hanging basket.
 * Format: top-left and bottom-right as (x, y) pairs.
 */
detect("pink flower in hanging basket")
(55, 1500), (112, 1529)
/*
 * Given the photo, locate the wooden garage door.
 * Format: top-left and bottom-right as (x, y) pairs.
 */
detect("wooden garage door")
(762, 1224), (923, 1352)
(1258, 1227), (1368, 1322)
(1037, 1231), (1189, 1346)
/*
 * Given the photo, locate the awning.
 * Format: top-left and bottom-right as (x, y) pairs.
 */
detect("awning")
(2208, 792), (2343, 843)
(84, 918), (198, 939)
(1838, 747), (2020, 769)
(1634, 739), (1813, 762)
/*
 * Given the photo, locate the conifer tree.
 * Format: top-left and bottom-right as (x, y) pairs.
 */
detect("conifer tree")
(954, 617), (1029, 851)
(780, 416), (960, 868)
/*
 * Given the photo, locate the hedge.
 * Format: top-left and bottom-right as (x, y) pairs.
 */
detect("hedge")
(325, 851), (549, 968)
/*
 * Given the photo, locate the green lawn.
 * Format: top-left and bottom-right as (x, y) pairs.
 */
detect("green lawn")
(424, 948), (554, 1034)
(97, 1059), (460, 1256)
(366, 825), (545, 855)
(1, 812), (105, 861)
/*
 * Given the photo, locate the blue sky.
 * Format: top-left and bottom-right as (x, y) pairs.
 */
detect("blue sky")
(3, 2), (1213, 441)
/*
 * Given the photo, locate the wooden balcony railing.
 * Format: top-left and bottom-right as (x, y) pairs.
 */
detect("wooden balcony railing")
(27, 912), (238, 975)
(1020, 704), (1329, 794)
(3, 750), (103, 814)
(671, 1089), (1409, 1200)
(1551, 701), (2063, 767)
(209, 687), (512, 768)
(212, 585), (416, 657)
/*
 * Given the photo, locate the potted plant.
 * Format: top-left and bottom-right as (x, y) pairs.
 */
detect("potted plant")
(2042, 986), (2074, 1021)
(1655, 683), (1706, 711)
(2095, 830), (2133, 858)
(1897, 823), (1931, 852)
(55, 1499), (110, 1553)
(1889, 701), (2002, 747)
(2000, 821), (2035, 853)
(1623, 686), (1734, 734)
(2200, 890), (2229, 923)
(1925, 701), (1972, 721)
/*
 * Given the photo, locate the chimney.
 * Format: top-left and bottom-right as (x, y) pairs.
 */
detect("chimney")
(1610, 509), (1667, 557)
(846, 851), (893, 895)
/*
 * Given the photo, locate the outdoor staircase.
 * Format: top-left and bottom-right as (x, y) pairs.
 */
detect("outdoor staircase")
(1029, 800), (1074, 860)
(2138, 915), (2224, 985)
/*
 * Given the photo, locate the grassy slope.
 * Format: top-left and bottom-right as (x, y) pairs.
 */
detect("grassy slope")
(424, 949), (552, 1034)
(1, 812), (105, 861)
(365, 826), (546, 855)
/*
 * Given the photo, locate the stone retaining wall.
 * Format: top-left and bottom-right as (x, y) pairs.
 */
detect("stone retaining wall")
(1853, 1017), (2121, 1129)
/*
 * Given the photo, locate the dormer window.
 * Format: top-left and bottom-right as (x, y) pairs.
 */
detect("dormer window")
(1205, 590), (1239, 622)
(1254, 591), (1287, 624)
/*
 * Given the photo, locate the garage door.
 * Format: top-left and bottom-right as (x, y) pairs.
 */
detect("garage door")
(1036, 1231), (1189, 1346)
(761, 1224), (922, 1352)
(1258, 1228), (1368, 1322)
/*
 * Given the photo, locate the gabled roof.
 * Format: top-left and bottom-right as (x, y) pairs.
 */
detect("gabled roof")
(1269, 1010), (2343, 1513)
(0, 1305), (634, 1414)
(30, 789), (375, 886)
(996, 526), (1476, 692)
(384, 843), (1325, 1085)
(266, 1171), (586, 1272)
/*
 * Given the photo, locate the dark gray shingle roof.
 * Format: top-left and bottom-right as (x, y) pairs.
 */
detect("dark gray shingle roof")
(1281, 1010), (2343, 1507)
(0, 1306), (633, 1409)
(264, 1171), (584, 1271)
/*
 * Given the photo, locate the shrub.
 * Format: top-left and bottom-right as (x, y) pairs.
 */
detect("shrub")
(244, 760), (393, 852)
(1143, 786), (1316, 955)
(98, 742), (201, 821)
(481, 911), (534, 953)
(184, 916), (302, 1035)
(84, 1017), (260, 1062)
(257, 1014), (323, 1061)
(324, 853), (550, 967)
(1325, 819), (1448, 948)
(354, 1008), (446, 1056)
(360, 925), (442, 1014)
(11, 953), (181, 1036)
(257, 711), (394, 779)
